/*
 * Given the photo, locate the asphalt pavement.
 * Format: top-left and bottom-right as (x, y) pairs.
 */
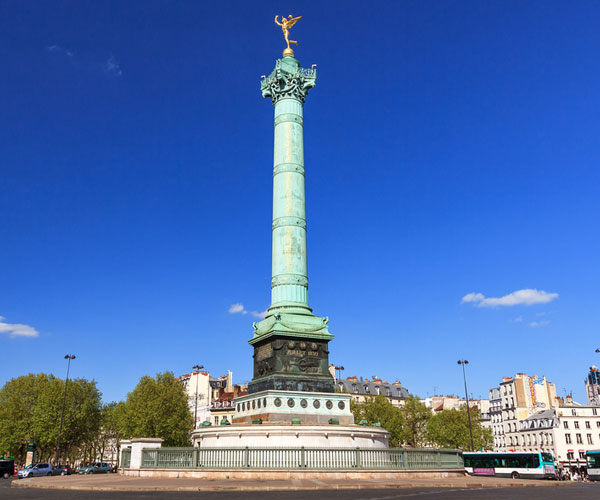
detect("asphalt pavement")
(1, 478), (598, 500)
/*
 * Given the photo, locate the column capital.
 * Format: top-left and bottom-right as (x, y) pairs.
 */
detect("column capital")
(261, 56), (316, 105)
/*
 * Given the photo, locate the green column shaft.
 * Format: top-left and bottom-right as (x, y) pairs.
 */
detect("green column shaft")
(271, 97), (308, 307)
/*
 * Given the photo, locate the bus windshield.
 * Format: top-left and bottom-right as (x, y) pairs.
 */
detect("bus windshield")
(587, 452), (600, 468)
(541, 453), (554, 464)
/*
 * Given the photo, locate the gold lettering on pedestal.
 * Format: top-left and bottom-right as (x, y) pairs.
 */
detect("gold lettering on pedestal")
(288, 349), (319, 357)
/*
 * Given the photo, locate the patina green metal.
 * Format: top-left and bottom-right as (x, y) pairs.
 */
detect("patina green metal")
(248, 54), (334, 395)
(139, 447), (464, 471)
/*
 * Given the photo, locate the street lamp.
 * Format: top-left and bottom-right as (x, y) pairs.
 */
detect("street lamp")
(55, 354), (76, 465)
(192, 364), (204, 428)
(595, 348), (599, 353)
(334, 365), (345, 381)
(457, 360), (474, 452)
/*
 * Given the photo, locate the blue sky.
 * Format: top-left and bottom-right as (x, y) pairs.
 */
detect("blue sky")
(1, 1), (599, 405)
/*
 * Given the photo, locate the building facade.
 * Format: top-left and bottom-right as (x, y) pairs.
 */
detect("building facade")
(336, 376), (409, 407)
(586, 366), (600, 405)
(496, 373), (557, 452)
(489, 386), (505, 450)
(514, 402), (600, 470)
(178, 369), (211, 428)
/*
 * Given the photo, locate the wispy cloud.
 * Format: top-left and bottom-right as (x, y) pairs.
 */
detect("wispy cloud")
(228, 303), (267, 319)
(511, 315), (523, 323)
(45, 46), (122, 78)
(529, 320), (550, 328)
(0, 316), (39, 338)
(462, 289), (558, 308)
(46, 45), (75, 57)
(103, 55), (122, 77)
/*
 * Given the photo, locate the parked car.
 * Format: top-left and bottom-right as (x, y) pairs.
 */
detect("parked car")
(17, 463), (53, 478)
(78, 462), (111, 474)
(0, 459), (15, 479)
(52, 464), (72, 476)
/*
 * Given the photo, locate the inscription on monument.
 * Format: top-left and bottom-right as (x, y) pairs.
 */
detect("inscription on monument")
(288, 349), (319, 357)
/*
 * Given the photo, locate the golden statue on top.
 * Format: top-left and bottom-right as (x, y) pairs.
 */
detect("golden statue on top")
(275, 14), (302, 56)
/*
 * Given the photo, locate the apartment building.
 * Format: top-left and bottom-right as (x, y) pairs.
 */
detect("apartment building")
(495, 373), (557, 452)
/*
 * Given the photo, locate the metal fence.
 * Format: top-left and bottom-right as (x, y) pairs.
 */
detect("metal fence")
(139, 447), (462, 470)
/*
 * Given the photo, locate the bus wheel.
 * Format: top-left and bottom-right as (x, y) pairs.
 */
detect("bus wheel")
(511, 471), (520, 479)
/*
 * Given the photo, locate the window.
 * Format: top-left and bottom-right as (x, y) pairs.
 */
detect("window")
(574, 421), (580, 429)
(587, 434), (593, 445)
(214, 416), (219, 425)
(585, 421), (591, 429)
(580, 451), (586, 459)
(576, 433), (583, 444)
(564, 421), (569, 429)
(594, 408), (598, 416)
(567, 452), (574, 460)
(565, 434), (572, 444)
(597, 422), (600, 428)
(572, 409), (577, 416)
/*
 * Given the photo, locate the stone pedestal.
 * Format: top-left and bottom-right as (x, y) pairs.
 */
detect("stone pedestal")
(232, 390), (352, 425)
(192, 424), (390, 449)
(120, 438), (163, 469)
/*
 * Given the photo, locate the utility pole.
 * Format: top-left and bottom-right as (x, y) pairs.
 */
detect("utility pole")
(457, 360), (474, 451)
(192, 364), (204, 428)
(56, 354), (76, 465)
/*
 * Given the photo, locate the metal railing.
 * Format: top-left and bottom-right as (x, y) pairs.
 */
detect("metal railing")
(139, 447), (463, 470)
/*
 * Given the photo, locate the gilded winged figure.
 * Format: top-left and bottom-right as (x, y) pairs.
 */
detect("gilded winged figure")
(275, 15), (302, 51)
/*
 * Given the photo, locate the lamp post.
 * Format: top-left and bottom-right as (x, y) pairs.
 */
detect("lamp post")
(334, 365), (345, 382)
(192, 364), (204, 428)
(457, 360), (474, 451)
(55, 354), (75, 465)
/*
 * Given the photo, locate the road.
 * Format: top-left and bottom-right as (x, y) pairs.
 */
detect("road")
(1, 479), (598, 500)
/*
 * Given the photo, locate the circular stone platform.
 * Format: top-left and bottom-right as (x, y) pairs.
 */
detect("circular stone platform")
(192, 424), (390, 448)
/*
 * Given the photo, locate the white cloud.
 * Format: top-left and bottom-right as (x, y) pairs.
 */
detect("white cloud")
(461, 289), (558, 307)
(511, 315), (523, 323)
(228, 303), (247, 315)
(228, 304), (267, 319)
(0, 316), (39, 338)
(529, 320), (550, 328)
(103, 55), (122, 76)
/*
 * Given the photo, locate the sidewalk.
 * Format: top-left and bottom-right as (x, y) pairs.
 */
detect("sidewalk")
(12, 474), (579, 492)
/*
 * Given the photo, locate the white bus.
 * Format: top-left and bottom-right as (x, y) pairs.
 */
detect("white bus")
(586, 450), (600, 481)
(464, 452), (555, 479)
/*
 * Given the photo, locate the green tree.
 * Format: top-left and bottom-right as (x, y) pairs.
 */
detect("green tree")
(351, 395), (404, 447)
(0, 373), (102, 462)
(427, 406), (493, 450)
(399, 395), (431, 447)
(121, 372), (193, 446)
(94, 401), (127, 463)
